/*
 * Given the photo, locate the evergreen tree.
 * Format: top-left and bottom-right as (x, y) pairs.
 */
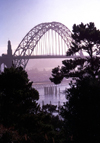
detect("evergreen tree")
(61, 76), (100, 142)
(0, 66), (40, 126)
(0, 66), (64, 143)
(50, 22), (100, 83)
(50, 22), (100, 142)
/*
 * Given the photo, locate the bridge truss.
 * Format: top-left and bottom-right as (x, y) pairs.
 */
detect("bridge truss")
(13, 22), (72, 68)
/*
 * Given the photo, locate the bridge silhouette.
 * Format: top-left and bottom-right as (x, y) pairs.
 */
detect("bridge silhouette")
(0, 22), (84, 71)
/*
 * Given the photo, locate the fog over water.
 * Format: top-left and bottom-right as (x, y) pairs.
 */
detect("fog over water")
(26, 58), (70, 107)
(33, 81), (69, 107)
(26, 58), (66, 71)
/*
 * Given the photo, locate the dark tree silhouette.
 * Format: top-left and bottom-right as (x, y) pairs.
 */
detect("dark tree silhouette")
(0, 66), (40, 126)
(50, 22), (100, 142)
(0, 66), (64, 143)
(61, 77), (100, 142)
(50, 22), (100, 83)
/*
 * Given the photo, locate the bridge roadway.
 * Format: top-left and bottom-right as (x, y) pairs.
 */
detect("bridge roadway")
(0, 54), (85, 69)
(12, 55), (76, 59)
(0, 55), (82, 62)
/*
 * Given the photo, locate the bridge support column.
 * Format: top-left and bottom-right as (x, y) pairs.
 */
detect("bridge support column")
(0, 41), (13, 72)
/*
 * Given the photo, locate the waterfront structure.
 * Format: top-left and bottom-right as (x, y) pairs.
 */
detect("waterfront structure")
(0, 22), (84, 71)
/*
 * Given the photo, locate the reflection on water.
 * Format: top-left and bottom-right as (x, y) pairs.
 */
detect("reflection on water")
(33, 81), (70, 107)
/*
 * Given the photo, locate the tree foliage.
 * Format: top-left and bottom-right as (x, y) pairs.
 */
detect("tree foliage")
(61, 77), (100, 142)
(0, 66), (64, 143)
(0, 66), (40, 126)
(50, 22), (100, 142)
(50, 22), (100, 84)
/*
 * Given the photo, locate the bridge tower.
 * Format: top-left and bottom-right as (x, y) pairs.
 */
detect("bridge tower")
(7, 40), (12, 57)
(1, 40), (13, 69)
(6, 40), (13, 68)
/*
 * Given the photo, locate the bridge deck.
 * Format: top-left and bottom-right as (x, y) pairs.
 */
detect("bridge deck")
(13, 55), (76, 59)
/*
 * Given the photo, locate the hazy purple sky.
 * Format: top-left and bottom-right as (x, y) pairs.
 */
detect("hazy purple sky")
(0, 0), (100, 55)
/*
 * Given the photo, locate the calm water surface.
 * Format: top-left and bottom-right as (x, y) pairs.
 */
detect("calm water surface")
(33, 80), (70, 107)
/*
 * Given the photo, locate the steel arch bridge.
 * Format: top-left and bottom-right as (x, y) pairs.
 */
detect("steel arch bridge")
(13, 21), (72, 68)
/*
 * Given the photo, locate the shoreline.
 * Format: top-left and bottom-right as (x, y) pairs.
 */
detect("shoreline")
(32, 79), (71, 86)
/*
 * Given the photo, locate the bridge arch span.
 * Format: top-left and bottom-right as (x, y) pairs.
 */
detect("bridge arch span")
(13, 22), (72, 68)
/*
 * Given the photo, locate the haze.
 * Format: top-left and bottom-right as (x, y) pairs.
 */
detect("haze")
(0, 0), (100, 71)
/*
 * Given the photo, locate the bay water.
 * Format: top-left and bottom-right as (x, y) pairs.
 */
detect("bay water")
(33, 80), (70, 108)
